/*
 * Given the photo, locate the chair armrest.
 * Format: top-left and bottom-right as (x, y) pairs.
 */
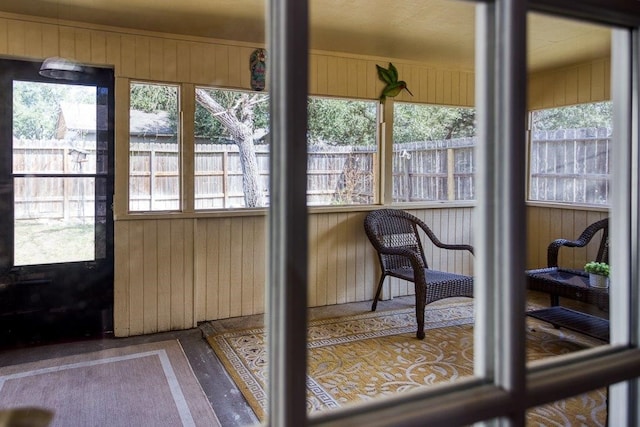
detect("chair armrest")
(413, 218), (474, 255)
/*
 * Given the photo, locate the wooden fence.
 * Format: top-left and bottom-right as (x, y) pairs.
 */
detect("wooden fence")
(529, 128), (611, 205)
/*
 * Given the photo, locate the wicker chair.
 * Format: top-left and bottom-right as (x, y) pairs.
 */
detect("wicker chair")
(364, 209), (474, 339)
(547, 218), (609, 268)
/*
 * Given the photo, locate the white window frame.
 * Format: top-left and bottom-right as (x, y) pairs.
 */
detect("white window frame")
(266, 1), (640, 427)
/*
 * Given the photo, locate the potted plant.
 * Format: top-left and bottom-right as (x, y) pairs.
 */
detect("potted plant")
(584, 261), (610, 288)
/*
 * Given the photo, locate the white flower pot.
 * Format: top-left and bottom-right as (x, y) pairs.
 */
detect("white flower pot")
(589, 273), (609, 289)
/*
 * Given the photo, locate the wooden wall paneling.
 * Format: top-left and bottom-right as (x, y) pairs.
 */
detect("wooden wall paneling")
(74, 28), (92, 63)
(356, 59), (368, 99)
(119, 34), (136, 77)
(528, 73), (544, 110)
(227, 45), (242, 88)
(443, 70), (453, 105)
(418, 67), (429, 103)
(189, 42), (206, 84)
(467, 72), (475, 106)
(58, 26), (75, 60)
(182, 219), (195, 327)
(170, 219), (188, 329)
(553, 70), (566, 107)
(458, 71), (467, 106)
(368, 60), (381, 100)
(204, 219), (220, 320)
(127, 221), (145, 335)
(308, 54), (318, 94)
(176, 41), (191, 84)
(326, 213), (339, 305)
(335, 213), (348, 304)
(564, 67), (579, 105)
(541, 73), (555, 108)
(240, 47), (253, 89)
(113, 77), (130, 217)
(577, 63), (592, 103)
(316, 55), (328, 95)
(345, 212), (357, 302)
(147, 37), (164, 81)
(7, 20), (26, 57)
(315, 213), (329, 306)
(142, 220), (159, 334)
(214, 45), (229, 87)
(326, 56), (339, 96)
(41, 24), (58, 58)
(228, 217), (244, 316)
(193, 219), (207, 321)
(435, 70), (445, 104)
(156, 219), (172, 331)
(241, 216), (255, 316)
(217, 218), (232, 318)
(90, 31), (107, 64)
(591, 58), (606, 101)
(526, 206), (540, 269)
(105, 33), (121, 70)
(252, 216), (266, 314)
(355, 212), (369, 302)
(200, 44), (216, 86)
(307, 214), (318, 307)
(427, 68), (437, 104)
(134, 35), (151, 80)
(114, 221), (130, 336)
(346, 58), (358, 98)
(161, 39), (178, 82)
(23, 22), (42, 58)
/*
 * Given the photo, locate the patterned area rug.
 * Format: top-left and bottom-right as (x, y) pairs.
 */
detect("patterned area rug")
(205, 300), (607, 425)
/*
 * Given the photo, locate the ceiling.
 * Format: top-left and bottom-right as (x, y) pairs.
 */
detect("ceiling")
(0, 0), (611, 72)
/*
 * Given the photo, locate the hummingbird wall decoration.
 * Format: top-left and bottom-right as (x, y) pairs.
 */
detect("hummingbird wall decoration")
(376, 62), (413, 103)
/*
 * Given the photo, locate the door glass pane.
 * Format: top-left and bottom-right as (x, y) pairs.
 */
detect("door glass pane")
(12, 81), (98, 266)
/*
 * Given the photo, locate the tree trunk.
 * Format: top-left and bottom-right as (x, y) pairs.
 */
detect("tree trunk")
(195, 89), (265, 207)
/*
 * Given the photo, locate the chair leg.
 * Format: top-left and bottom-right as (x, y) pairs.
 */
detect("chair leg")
(371, 274), (387, 311)
(415, 285), (426, 340)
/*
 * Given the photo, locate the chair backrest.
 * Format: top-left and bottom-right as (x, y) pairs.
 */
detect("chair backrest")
(547, 217), (608, 267)
(364, 209), (428, 272)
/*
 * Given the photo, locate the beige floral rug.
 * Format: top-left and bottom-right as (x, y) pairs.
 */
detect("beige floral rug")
(205, 300), (607, 426)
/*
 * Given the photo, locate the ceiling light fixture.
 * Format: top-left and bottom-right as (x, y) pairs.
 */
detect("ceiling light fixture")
(39, 56), (85, 80)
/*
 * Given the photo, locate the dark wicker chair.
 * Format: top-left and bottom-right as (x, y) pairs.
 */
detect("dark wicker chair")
(547, 218), (609, 267)
(364, 209), (474, 339)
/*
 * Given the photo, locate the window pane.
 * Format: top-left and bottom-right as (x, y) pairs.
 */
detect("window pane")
(307, 97), (377, 206)
(14, 177), (95, 265)
(392, 103), (475, 202)
(529, 102), (612, 205)
(194, 87), (269, 209)
(129, 82), (180, 212)
(13, 81), (97, 174)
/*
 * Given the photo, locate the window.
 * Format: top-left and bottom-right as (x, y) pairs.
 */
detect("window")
(529, 102), (612, 205)
(193, 90), (377, 209)
(307, 97), (377, 205)
(392, 102), (475, 202)
(128, 82), (180, 212)
(194, 87), (269, 209)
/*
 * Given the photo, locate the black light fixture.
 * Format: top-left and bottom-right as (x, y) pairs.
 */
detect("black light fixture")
(39, 56), (85, 81)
